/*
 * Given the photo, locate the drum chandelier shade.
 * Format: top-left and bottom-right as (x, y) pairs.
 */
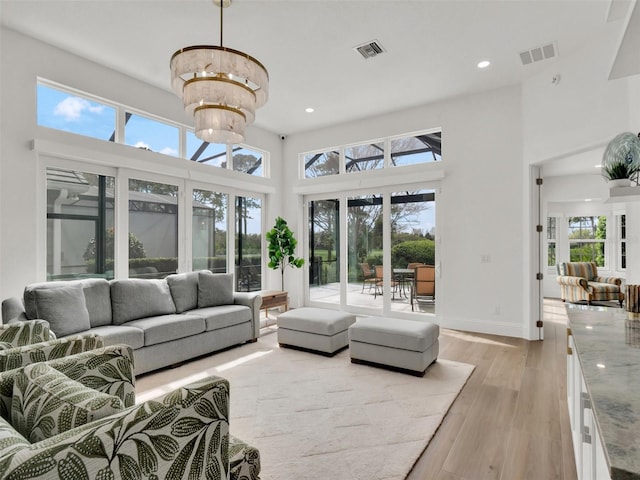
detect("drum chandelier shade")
(170, 0), (269, 144)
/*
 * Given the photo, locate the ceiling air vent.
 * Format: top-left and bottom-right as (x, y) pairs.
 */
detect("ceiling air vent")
(354, 40), (386, 59)
(519, 42), (557, 66)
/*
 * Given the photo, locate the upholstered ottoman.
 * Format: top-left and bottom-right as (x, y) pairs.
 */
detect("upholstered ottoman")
(277, 307), (357, 356)
(348, 317), (439, 376)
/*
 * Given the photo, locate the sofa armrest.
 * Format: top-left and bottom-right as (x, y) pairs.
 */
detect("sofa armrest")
(593, 275), (622, 286)
(0, 376), (231, 480)
(0, 319), (51, 347)
(1, 297), (28, 325)
(0, 344), (135, 420)
(234, 292), (262, 339)
(557, 275), (589, 290)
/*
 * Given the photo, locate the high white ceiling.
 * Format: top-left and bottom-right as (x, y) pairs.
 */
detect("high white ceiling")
(0, 0), (629, 138)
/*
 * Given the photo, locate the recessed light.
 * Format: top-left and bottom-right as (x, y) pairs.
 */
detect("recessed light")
(305, 107), (315, 113)
(597, 363), (606, 369)
(594, 164), (602, 168)
(477, 60), (491, 69)
(584, 198), (592, 202)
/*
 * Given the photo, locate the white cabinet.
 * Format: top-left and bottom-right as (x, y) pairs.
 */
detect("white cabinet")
(567, 330), (611, 480)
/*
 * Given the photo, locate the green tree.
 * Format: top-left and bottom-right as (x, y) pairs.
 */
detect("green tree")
(84, 228), (146, 262)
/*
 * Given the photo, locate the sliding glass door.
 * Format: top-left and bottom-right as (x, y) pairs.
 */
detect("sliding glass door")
(306, 185), (437, 317)
(309, 199), (340, 302)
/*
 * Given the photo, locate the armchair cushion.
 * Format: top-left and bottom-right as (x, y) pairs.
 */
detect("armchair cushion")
(32, 285), (91, 337)
(11, 363), (124, 443)
(198, 271), (234, 308)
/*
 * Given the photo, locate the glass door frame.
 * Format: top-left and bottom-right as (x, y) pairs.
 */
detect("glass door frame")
(303, 181), (439, 320)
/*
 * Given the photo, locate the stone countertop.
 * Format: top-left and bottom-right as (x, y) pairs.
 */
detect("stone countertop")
(566, 304), (640, 480)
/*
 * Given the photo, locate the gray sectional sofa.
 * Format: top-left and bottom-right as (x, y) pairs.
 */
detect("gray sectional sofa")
(1, 271), (261, 375)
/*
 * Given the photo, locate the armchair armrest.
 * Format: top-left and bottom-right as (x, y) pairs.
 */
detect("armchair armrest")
(0, 333), (104, 373)
(593, 275), (623, 285)
(556, 275), (589, 290)
(234, 291), (262, 339)
(0, 376), (230, 480)
(0, 319), (51, 347)
(0, 343), (135, 419)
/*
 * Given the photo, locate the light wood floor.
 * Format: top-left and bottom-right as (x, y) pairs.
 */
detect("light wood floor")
(407, 298), (577, 480)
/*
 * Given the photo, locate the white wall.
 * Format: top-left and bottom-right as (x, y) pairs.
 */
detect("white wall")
(282, 85), (527, 338)
(522, 20), (632, 166)
(0, 27), (283, 300)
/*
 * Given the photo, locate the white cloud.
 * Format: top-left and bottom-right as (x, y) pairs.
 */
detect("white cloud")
(54, 96), (104, 121)
(159, 147), (178, 157)
(134, 141), (151, 150)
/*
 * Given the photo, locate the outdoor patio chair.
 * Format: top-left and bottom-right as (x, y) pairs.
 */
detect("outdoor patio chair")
(360, 262), (378, 293)
(374, 265), (398, 299)
(411, 265), (435, 311)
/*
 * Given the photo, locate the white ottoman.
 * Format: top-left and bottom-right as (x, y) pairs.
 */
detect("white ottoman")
(277, 307), (357, 356)
(349, 317), (439, 376)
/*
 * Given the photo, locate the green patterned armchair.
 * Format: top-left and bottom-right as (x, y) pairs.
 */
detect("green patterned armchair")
(557, 261), (624, 306)
(0, 319), (105, 372)
(0, 345), (260, 480)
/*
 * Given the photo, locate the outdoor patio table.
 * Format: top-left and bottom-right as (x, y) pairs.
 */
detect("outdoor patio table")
(393, 268), (414, 298)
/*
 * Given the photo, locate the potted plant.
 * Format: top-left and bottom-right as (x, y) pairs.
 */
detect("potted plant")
(602, 132), (640, 187)
(267, 216), (304, 291)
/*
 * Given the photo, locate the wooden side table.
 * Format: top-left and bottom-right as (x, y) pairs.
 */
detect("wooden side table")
(260, 290), (288, 318)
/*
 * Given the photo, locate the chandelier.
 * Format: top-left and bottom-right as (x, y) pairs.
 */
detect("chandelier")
(170, 0), (269, 144)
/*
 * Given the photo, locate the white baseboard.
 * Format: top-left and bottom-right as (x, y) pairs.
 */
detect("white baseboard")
(439, 316), (530, 339)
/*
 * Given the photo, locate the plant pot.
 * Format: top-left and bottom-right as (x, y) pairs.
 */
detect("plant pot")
(609, 178), (632, 188)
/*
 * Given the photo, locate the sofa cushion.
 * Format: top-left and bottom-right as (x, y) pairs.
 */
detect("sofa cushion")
(11, 363), (124, 443)
(166, 272), (199, 313)
(80, 279), (112, 327)
(188, 305), (252, 331)
(123, 314), (206, 346)
(76, 325), (145, 350)
(24, 279), (112, 328)
(198, 272), (234, 308)
(32, 285), (91, 337)
(110, 279), (176, 325)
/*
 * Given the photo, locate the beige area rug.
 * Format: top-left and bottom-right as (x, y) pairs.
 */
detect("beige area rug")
(135, 329), (474, 480)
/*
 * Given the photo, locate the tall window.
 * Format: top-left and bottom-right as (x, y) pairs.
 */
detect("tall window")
(347, 194), (382, 308)
(46, 168), (115, 280)
(568, 216), (606, 267)
(128, 179), (179, 278)
(193, 189), (228, 272)
(547, 217), (557, 267)
(390, 190), (436, 313)
(236, 196), (262, 291)
(308, 199), (340, 301)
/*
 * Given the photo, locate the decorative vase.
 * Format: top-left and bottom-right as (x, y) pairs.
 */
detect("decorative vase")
(609, 178), (632, 188)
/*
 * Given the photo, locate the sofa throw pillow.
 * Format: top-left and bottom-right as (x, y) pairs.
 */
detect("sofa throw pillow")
(166, 272), (199, 313)
(110, 279), (176, 325)
(198, 272), (234, 308)
(33, 285), (91, 338)
(11, 363), (124, 443)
